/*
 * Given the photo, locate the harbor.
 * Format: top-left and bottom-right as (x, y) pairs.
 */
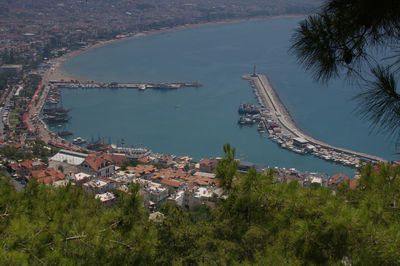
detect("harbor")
(241, 70), (388, 168)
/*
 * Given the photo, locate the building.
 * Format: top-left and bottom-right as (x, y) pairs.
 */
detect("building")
(185, 186), (214, 209)
(329, 173), (350, 188)
(83, 178), (116, 194)
(95, 192), (116, 208)
(49, 149), (88, 174)
(199, 158), (217, 173)
(0, 64), (23, 74)
(161, 178), (182, 193)
(69, 172), (92, 186)
(18, 159), (45, 179)
(138, 180), (169, 204)
(293, 137), (309, 148)
(30, 167), (65, 185)
(167, 190), (185, 207)
(127, 164), (157, 178)
(78, 155), (115, 177)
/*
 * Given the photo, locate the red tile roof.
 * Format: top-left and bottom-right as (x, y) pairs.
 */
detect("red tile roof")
(329, 174), (349, 186)
(199, 159), (211, 167)
(31, 168), (65, 184)
(84, 155), (113, 171)
(161, 178), (181, 188)
(20, 160), (44, 169)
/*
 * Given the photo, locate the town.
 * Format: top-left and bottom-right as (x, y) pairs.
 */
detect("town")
(3, 143), (358, 210)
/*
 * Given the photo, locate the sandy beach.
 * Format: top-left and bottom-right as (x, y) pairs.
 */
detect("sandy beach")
(49, 14), (304, 82)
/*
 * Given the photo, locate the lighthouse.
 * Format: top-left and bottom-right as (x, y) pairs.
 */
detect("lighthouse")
(251, 65), (257, 77)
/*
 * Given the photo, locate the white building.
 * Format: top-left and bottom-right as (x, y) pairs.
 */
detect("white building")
(167, 190), (185, 207)
(95, 192), (116, 207)
(49, 149), (88, 173)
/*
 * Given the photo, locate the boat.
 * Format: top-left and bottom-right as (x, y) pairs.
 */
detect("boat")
(257, 121), (265, 132)
(238, 103), (260, 115)
(57, 130), (73, 136)
(44, 114), (70, 124)
(139, 84), (146, 91)
(73, 137), (87, 144)
(86, 139), (104, 150)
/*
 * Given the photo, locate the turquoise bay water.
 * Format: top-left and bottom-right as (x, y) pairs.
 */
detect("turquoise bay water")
(60, 17), (397, 176)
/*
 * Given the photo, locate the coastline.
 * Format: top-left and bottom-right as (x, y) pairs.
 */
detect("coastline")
(38, 14), (305, 152)
(49, 14), (304, 82)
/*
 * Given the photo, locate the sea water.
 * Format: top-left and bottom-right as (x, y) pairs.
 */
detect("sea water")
(59, 17), (397, 176)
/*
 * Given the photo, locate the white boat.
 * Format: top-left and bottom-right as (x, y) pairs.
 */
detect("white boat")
(139, 84), (146, 91)
(73, 137), (87, 144)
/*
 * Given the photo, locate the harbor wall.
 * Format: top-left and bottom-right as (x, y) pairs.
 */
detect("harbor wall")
(243, 74), (387, 163)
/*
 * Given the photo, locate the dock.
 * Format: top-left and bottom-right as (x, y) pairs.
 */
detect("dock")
(48, 80), (202, 90)
(242, 73), (387, 165)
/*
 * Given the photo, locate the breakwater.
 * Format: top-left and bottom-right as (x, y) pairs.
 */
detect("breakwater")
(242, 73), (387, 167)
(49, 80), (202, 90)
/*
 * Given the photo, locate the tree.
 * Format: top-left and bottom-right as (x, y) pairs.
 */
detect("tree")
(291, 0), (400, 137)
(215, 143), (239, 191)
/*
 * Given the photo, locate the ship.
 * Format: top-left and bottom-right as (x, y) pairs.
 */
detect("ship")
(86, 139), (104, 150)
(44, 114), (70, 124)
(257, 121), (265, 132)
(238, 103), (260, 115)
(57, 130), (73, 136)
(139, 84), (146, 91)
(43, 107), (69, 115)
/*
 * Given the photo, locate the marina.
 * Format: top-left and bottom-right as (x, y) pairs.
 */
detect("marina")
(241, 71), (388, 168)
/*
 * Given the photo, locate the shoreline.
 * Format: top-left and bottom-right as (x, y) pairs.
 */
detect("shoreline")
(49, 14), (304, 82)
(38, 14), (306, 152)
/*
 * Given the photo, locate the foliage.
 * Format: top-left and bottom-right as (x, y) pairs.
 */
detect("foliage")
(215, 143), (239, 191)
(120, 158), (139, 170)
(291, 0), (400, 137)
(20, 74), (41, 99)
(31, 139), (57, 162)
(0, 146), (32, 161)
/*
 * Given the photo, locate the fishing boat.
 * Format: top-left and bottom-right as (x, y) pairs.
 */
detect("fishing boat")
(57, 130), (73, 136)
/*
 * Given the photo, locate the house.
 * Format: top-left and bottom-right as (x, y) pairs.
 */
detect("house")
(30, 167), (65, 185)
(78, 155), (115, 177)
(103, 153), (127, 165)
(199, 158), (217, 173)
(83, 178), (116, 194)
(167, 190), (185, 207)
(185, 187), (214, 209)
(161, 178), (182, 193)
(70, 172), (92, 186)
(138, 180), (168, 204)
(18, 159), (45, 178)
(329, 173), (349, 188)
(127, 164), (157, 178)
(95, 192), (116, 208)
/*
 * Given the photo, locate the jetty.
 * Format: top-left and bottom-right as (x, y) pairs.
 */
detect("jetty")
(48, 80), (202, 90)
(242, 73), (387, 166)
